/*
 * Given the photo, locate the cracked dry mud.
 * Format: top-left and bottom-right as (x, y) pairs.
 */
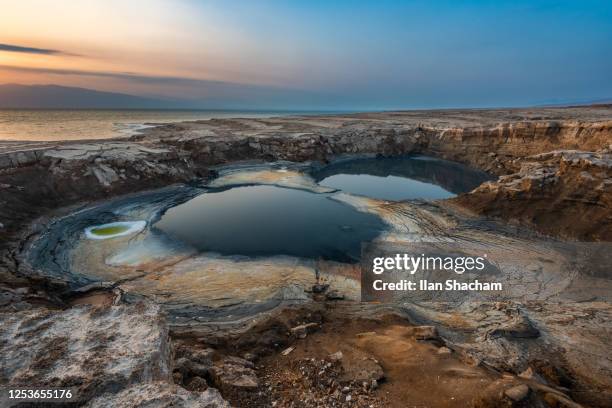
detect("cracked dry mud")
(0, 106), (611, 407)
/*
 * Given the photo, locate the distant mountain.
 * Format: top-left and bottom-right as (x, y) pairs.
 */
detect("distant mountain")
(0, 84), (174, 109)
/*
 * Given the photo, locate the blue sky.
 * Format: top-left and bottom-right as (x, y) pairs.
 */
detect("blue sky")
(1, 0), (611, 109)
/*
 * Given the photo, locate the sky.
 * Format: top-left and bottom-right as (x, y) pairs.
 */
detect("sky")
(0, 0), (611, 110)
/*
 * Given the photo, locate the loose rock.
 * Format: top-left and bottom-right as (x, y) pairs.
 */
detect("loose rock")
(281, 346), (295, 356)
(414, 326), (439, 341)
(504, 384), (530, 402)
(290, 322), (319, 339)
(186, 376), (209, 392)
(328, 351), (344, 363)
(209, 358), (259, 395)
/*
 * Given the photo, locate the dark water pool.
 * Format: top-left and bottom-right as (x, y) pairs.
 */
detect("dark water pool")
(312, 156), (493, 200)
(154, 185), (384, 262)
(153, 156), (491, 262)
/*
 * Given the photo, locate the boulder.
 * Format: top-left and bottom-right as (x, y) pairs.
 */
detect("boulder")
(0, 302), (171, 405)
(209, 357), (259, 394)
(84, 382), (229, 408)
(175, 357), (211, 379)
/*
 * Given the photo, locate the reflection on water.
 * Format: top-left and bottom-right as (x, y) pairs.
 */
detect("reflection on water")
(154, 185), (385, 262)
(320, 174), (455, 200)
(312, 155), (493, 200)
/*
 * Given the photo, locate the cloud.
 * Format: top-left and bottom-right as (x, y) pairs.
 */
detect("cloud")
(0, 43), (73, 55)
(0, 64), (221, 84)
(0, 64), (294, 89)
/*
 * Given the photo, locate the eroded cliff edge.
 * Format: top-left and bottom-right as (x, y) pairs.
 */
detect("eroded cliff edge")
(1, 106), (611, 407)
(2, 106), (611, 248)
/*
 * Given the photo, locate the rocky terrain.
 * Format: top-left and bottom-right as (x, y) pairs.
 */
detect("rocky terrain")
(0, 106), (611, 407)
(1, 106), (610, 243)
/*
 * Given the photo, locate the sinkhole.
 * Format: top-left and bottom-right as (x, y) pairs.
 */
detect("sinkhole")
(154, 185), (384, 262)
(311, 155), (493, 201)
